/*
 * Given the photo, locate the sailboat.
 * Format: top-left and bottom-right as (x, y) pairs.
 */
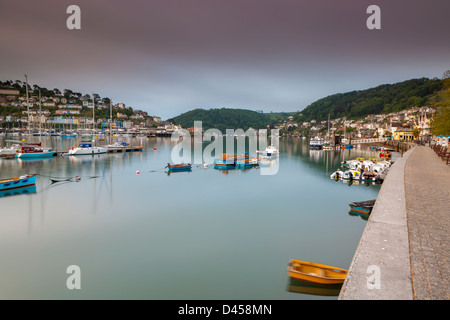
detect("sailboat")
(15, 142), (55, 158)
(323, 114), (334, 150)
(66, 140), (107, 155)
(65, 98), (108, 156)
(0, 142), (21, 157)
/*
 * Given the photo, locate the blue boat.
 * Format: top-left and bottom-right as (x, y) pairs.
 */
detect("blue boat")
(166, 163), (192, 172)
(235, 153), (259, 169)
(0, 174), (37, 192)
(214, 153), (236, 170)
(107, 141), (129, 149)
(214, 153), (259, 170)
(214, 159), (236, 170)
(349, 199), (375, 215)
(61, 132), (77, 138)
(15, 144), (55, 158)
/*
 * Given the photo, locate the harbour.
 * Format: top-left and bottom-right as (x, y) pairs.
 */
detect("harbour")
(0, 136), (383, 299)
(1, 1), (449, 303)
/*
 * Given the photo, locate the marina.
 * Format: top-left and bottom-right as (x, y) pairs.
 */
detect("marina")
(1, 0), (449, 304)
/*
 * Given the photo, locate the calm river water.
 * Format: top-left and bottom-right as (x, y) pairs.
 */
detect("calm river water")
(0, 135), (388, 299)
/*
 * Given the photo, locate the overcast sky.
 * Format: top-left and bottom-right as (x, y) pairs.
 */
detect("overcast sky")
(1, 0), (449, 119)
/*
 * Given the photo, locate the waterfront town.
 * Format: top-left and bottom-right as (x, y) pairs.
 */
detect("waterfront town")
(0, 80), (440, 145)
(0, 81), (179, 136)
(276, 106), (434, 143)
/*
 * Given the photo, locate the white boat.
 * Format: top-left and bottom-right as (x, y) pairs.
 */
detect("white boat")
(330, 169), (345, 180)
(66, 141), (107, 155)
(309, 136), (324, 150)
(331, 169), (361, 180)
(107, 141), (129, 149)
(257, 145), (279, 157)
(0, 144), (20, 157)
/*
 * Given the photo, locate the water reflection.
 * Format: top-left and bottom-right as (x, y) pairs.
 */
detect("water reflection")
(330, 178), (382, 187)
(287, 278), (342, 297)
(348, 210), (369, 221)
(0, 185), (36, 198)
(166, 169), (192, 176)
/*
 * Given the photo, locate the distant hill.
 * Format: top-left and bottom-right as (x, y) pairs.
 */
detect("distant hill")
(168, 108), (294, 131)
(295, 77), (443, 122)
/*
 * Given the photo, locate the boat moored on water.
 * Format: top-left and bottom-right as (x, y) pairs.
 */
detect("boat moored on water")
(362, 171), (381, 181)
(66, 141), (107, 155)
(331, 169), (361, 180)
(214, 153), (237, 170)
(349, 199), (376, 215)
(235, 153), (259, 168)
(61, 132), (77, 138)
(257, 146), (279, 157)
(166, 163), (192, 172)
(15, 143), (55, 158)
(309, 136), (324, 150)
(341, 158), (391, 173)
(0, 144), (20, 157)
(214, 153), (259, 170)
(107, 141), (129, 149)
(330, 169), (345, 180)
(287, 260), (347, 284)
(0, 174), (37, 191)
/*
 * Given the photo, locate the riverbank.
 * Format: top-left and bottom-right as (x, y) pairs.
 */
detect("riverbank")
(339, 146), (450, 299)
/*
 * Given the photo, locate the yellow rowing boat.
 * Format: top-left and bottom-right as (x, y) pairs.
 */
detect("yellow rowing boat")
(287, 259), (347, 284)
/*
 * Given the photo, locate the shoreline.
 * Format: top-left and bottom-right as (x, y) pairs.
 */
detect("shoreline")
(339, 148), (414, 299)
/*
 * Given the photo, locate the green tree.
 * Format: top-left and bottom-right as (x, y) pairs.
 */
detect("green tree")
(431, 70), (450, 136)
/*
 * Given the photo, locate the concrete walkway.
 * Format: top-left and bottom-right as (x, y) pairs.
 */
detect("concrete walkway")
(339, 146), (450, 300)
(404, 146), (450, 300)
(339, 148), (414, 299)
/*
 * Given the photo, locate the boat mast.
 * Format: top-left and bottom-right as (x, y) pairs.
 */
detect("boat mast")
(109, 99), (112, 144)
(92, 93), (95, 133)
(25, 74), (30, 137)
(327, 114), (330, 143)
(39, 89), (42, 140)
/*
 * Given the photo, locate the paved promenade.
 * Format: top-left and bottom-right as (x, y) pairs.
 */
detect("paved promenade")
(404, 146), (450, 300)
(339, 146), (450, 300)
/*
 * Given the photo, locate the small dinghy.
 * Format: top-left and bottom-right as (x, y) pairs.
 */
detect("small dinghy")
(349, 199), (376, 215)
(287, 260), (347, 284)
(166, 163), (192, 172)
